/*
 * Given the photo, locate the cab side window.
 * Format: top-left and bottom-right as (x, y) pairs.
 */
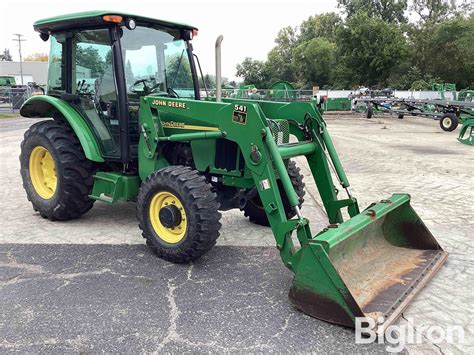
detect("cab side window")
(47, 34), (66, 94)
(72, 29), (121, 158)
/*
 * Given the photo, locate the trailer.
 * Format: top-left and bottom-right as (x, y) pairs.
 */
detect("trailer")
(355, 97), (474, 132)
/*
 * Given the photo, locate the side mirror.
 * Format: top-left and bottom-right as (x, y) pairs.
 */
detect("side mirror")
(39, 33), (49, 42)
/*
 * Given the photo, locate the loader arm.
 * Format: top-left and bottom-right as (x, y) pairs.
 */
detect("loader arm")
(139, 96), (447, 331)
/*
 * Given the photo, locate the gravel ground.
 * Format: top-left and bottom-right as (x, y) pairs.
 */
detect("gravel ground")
(1, 113), (473, 353)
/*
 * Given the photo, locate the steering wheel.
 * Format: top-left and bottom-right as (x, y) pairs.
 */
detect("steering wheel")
(131, 79), (151, 94)
(148, 84), (179, 98)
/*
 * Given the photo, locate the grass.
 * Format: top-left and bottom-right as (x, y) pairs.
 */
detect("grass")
(0, 113), (19, 119)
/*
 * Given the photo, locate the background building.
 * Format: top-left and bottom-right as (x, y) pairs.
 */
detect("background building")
(0, 61), (48, 85)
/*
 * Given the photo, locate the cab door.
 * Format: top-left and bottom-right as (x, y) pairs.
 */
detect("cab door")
(71, 28), (122, 159)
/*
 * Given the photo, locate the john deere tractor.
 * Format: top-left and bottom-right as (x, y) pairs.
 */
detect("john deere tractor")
(20, 11), (447, 331)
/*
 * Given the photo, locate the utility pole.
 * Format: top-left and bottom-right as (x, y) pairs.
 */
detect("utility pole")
(12, 34), (26, 85)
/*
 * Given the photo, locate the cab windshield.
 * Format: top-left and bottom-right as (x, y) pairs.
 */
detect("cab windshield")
(120, 26), (195, 99)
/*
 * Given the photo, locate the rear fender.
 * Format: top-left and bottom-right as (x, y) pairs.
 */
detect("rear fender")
(20, 95), (104, 162)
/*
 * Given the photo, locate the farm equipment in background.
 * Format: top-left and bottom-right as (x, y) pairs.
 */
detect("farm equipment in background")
(456, 90), (474, 145)
(229, 81), (352, 111)
(230, 81), (315, 102)
(356, 97), (474, 135)
(0, 77), (44, 109)
(322, 97), (352, 111)
(458, 117), (474, 145)
(19, 11), (448, 332)
(432, 83), (457, 100)
(458, 89), (474, 103)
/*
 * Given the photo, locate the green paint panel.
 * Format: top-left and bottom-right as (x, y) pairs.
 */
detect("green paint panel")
(458, 118), (474, 145)
(90, 172), (141, 203)
(20, 95), (104, 162)
(33, 11), (197, 32)
(323, 98), (351, 111)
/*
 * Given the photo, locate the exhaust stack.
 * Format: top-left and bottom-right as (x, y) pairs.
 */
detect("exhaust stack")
(215, 35), (224, 102)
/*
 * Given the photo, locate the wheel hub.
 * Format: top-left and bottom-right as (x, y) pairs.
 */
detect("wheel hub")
(29, 146), (57, 199)
(159, 205), (182, 228)
(149, 191), (187, 244)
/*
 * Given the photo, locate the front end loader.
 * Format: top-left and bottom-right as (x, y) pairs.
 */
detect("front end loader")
(19, 11), (447, 332)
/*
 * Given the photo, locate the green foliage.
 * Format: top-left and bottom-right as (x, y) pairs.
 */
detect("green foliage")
(411, 79), (433, 90)
(236, 58), (269, 88)
(424, 15), (474, 88)
(336, 11), (408, 87)
(410, 0), (456, 24)
(299, 13), (342, 43)
(337, 0), (408, 23)
(387, 66), (441, 90)
(235, 2), (472, 90)
(198, 74), (229, 90)
(166, 53), (193, 89)
(292, 38), (336, 88)
(265, 27), (298, 83)
(76, 46), (108, 77)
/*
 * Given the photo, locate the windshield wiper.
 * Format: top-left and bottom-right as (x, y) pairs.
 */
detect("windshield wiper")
(194, 53), (208, 98)
(169, 49), (185, 89)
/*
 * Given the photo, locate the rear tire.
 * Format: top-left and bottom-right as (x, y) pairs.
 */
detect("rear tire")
(242, 160), (305, 226)
(20, 120), (95, 220)
(137, 166), (222, 263)
(439, 113), (459, 132)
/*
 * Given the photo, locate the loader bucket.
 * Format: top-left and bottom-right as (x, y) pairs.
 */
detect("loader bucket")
(289, 194), (447, 331)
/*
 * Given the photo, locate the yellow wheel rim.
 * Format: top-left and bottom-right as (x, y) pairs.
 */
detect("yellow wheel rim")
(149, 191), (187, 244)
(29, 146), (57, 199)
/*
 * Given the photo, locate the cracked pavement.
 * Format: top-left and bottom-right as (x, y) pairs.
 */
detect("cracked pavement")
(1, 245), (386, 353)
(1, 114), (473, 353)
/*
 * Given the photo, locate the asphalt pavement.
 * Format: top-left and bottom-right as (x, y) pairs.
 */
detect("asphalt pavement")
(1, 244), (386, 353)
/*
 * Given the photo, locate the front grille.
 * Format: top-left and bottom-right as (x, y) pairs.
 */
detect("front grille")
(267, 119), (290, 145)
(267, 119), (290, 173)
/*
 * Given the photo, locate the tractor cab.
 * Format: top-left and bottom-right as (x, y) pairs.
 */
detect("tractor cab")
(31, 11), (200, 162)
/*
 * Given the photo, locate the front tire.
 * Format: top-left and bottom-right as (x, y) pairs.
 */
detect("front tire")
(20, 120), (96, 220)
(137, 166), (222, 263)
(242, 160), (305, 226)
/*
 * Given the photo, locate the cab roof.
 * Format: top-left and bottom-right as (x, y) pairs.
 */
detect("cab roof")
(34, 11), (198, 33)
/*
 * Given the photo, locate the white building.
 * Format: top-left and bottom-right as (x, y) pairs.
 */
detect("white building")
(0, 61), (48, 85)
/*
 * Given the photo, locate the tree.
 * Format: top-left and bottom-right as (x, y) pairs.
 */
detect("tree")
(0, 49), (13, 61)
(265, 26), (298, 83)
(292, 38), (336, 88)
(202, 74), (215, 89)
(423, 15), (474, 88)
(24, 53), (48, 62)
(410, 0), (456, 24)
(76, 46), (106, 77)
(335, 11), (409, 87)
(236, 57), (269, 88)
(166, 54), (193, 89)
(234, 2), (470, 90)
(337, 0), (408, 23)
(387, 65), (441, 89)
(299, 13), (343, 43)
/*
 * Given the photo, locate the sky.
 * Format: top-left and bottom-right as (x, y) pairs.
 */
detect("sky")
(0, 0), (340, 81)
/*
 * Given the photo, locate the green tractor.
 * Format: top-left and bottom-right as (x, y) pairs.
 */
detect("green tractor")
(20, 11), (447, 331)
